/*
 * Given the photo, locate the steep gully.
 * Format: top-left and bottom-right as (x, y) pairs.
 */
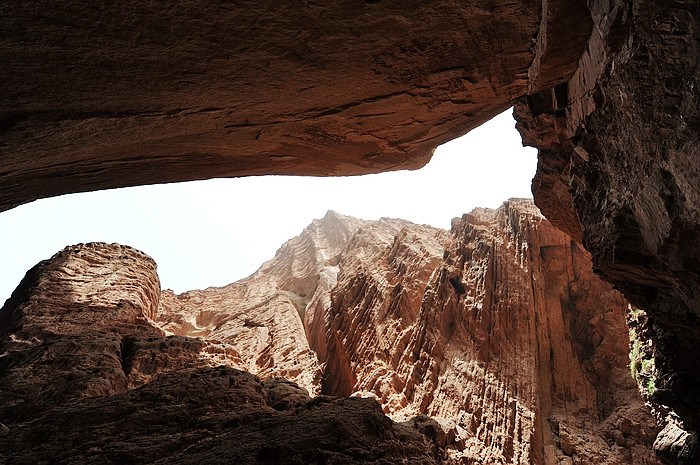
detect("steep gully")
(0, 201), (665, 464)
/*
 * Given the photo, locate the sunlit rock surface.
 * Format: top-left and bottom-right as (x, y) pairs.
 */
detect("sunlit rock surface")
(155, 201), (662, 464)
(0, 243), (444, 464)
(0, 202), (666, 463)
(2, 3), (698, 460)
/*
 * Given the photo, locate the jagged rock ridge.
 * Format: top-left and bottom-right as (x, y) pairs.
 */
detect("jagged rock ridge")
(2, 3), (698, 460)
(156, 201), (663, 464)
(0, 201), (664, 463)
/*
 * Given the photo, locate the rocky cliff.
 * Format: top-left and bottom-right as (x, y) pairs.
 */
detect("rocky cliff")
(0, 242), (446, 464)
(2, 3), (698, 461)
(514, 4), (700, 460)
(0, 201), (665, 463)
(171, 201), (662, 464)
(319, 201), (664, 464)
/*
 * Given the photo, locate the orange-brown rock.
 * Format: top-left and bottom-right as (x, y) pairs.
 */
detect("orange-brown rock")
(0, 242), (447, 464)
(317, 200), (662, 464)
(2, 3), (699, 460)
(1, 203), (666, 464)
(154, 211), (372, 394)
(513, 3), (700, 456)
(1, 0), (593, 213)
(1, 365), (446, 465)
(148, 202), (663, 464)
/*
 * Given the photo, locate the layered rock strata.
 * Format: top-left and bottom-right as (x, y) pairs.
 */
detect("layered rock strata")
(323, 201), (662, 464)
(152, 202), (663, 464)
(0, 242), (447, 464)
(1, 0), (552, 212)
(0, 202), (665, 464)
(514, 3), (700, 459)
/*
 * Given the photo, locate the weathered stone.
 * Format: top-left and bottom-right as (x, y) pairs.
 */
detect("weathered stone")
(156, 202), (662, 464)
(0, 242), (444, 464)
(0, 366), (443, 465)
(1, 3), (698, 459)
(1, 0), (562, 212)
(654, 421), (699, 465)
(513, 1), (700, 447)
(315, 201), (662, 464)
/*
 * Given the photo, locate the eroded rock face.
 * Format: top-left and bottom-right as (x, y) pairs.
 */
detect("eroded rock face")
(152, 202), (663, 464)
(513, 2), (700, 457)
(0, 204), (666, 463)
(0, 242), (445, 464)
(1, 0), (605, 213)
(319, 201), (662, 464)
(155, 211), (371, 394)
(2, 3), (698, 460)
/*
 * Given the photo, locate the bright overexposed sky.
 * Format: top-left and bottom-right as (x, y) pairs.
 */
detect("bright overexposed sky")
(0, 109), (537, 304)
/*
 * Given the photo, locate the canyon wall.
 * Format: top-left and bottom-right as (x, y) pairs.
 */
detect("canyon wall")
(320, 201), (662, 464)
(152, 202), (661, 463)
(0, 202), (664, 463)
(514, 3), (700, 458)
(0, 242), (445, 464)
(1, 3), (698, 460)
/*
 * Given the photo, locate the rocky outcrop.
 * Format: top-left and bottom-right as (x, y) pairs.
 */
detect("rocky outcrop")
(154, 211), (371, 394)
(0, 203), (666, 463)
(147, 202), (662, 464)
(319, 200), (662, 464)
(2, 365), (445, 465)
(513, 2), (700, 459)
(1, 0), (608, 214)
(0, 242), (447, 464)
(0, 243), (162, 422)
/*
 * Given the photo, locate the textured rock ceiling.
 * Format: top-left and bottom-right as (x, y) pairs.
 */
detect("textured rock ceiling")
(0, 0), (590, 212)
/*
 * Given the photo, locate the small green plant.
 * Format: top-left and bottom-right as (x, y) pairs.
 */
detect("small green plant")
(627, 307), (656, 397)
(645, 375), (656, 396)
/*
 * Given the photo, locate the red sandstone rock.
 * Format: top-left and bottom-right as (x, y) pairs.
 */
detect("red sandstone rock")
(154, 211), (372, 394)
(148, 202), (663, 464)
(0, 206), (663, 464)
(2, 4), (698, 461)
(1, 366), (443, 465)
(316, 201), (662, 464)
(0, 0), (554, 213)
(0, 242), (443, 464)
(513, 3), (700, 455)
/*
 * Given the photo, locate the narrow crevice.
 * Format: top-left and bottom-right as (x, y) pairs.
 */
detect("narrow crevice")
(120, 336), (136, 378)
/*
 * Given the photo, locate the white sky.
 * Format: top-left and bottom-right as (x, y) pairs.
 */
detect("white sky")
(0, 108), (537, 304)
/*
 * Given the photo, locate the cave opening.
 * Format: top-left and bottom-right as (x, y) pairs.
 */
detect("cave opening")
(0, 108), (536, 306)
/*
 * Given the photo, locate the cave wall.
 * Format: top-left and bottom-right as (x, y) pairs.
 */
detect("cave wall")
(1, 0), (556, 212)
(513, 2), (700, 459)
